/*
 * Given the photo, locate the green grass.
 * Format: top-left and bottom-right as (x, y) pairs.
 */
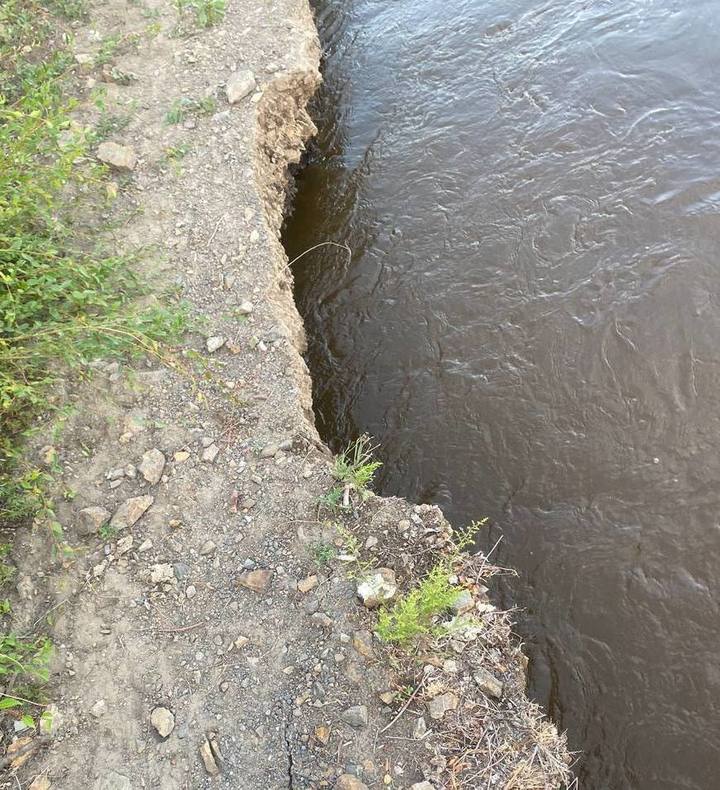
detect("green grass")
(376, 563), (462, 645)
(319, 435), (383, 513)
(333, 435), (383, 490)
(310, 541), (336, 566)
(175, 0), (226, 29)
(1, 1), (187, 525)
(165, 95), (217, 125)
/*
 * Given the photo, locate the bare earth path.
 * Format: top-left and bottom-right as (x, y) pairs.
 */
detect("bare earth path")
(1, 1), (570, 788)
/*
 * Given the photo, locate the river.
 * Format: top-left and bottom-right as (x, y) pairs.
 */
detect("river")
(282, 1), (720, 787)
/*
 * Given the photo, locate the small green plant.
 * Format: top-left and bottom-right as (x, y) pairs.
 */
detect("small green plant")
(333, 435), (382, 492)
(165, 95), (216, 125)
(94, 33), (122, 66)
(453, 518), (487, 552)
(0, 544), (15, 588)
(376, 563), (462, 645)
(0, 0), (188, 523)
(94, 111), (132, 141)
(310, 542), (336, 566)
(0, 635), (52, 713)
(99, 523), (117, 541)
(175, 0), (225, 28)
(164, 143), (190, 161)
(317, 486), (345, 513)
(319, 435), (383, 513)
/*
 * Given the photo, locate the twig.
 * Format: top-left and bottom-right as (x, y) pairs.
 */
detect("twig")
(0, 691), (48, 708)
(283, 241), (352, 271)
(155, 621), (206, 634)
(379, 677), (426, 735)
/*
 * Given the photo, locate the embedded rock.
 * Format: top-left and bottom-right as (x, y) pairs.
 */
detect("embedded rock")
(356, 568), (397, 608)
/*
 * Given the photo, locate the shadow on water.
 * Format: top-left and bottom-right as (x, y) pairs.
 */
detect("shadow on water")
(283, 1), (720, 787)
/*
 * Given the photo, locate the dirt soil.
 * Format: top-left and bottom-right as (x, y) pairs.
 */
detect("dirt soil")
(1, 0), (571, 787)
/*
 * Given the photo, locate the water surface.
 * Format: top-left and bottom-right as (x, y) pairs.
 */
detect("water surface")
(283, 1), (720, 787)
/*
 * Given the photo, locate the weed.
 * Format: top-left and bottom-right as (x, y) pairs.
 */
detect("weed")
(99, 523), (117, 541)
(453, 518), (487, 552)
(318, 435), (383, 514)
(333, 434), (382, 494)
(94, 33), (122, 66)
(0, 599), (11, 615)
(317, 486), (345, 513)
(310, 542), (336, 566)
(0, 634), (52, 713)
(0, 544), (14, 587)
(376, 562), (462, 645)
(165, 95), (216, 124)
(0, 0), (188, 523)
(175, 0), (225, 29)
(164, 143), (191, 161)
(93, 111), (132, 141)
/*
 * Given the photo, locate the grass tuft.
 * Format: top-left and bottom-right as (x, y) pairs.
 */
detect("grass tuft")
(319, 435), (383, 513)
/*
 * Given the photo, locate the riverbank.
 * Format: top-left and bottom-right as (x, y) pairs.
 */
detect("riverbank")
(0, 0), (570, 787)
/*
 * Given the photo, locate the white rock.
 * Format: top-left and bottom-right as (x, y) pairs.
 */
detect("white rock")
(356, 568), (397, 608)
(473, 667), (504, 699)
(206, 336), (226, 353)
(226, 69), (256, 104)
(110, 495), (153, 529)
(139, 448), (165, 485)
(96, 141), (137, 171)
(116, 535), (133, 556)
(427, 691), (458, 720)
(202, 444), (220, 463)
(90, 699), (107, 718)
(150, 706), (175, 738)
(150, 564), (175, 585)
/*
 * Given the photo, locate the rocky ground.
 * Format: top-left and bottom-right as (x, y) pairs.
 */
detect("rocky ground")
(0, 0), (571, 787)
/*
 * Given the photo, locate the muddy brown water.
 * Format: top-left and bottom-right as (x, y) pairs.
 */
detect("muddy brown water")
(282, 1), (720, 787)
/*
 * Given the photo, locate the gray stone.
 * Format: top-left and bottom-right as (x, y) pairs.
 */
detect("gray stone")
(352, 630), (374, 659)
(335, 776), (369, 790)
(78, 506), (111, 536)
(451, 588), (474, 615)
(98, 772), (132, 790)
(110, 495), (153, 529)
(199, 737), (221, 776)
(150, 706), (175, 738)
(236, 299), (254, 315)
(139, 448), (165, 485)
(473, 668), (504, 699)
(225, 69), (256, 104)
(356, 568), (397, 608)
(238, 569), (273, 592)
(341, 705), (368, 729)
(427, 691), (459, 720)
(412, 716), (428, 740)
(199, 540), (217, 556)
(150, 564), (176, 585)
(202, 443), (220, 463)
(96, 141), (136, 171)
(260, 442), (279, 458)
(206, 336), (226, 353)
(90, 699), (107, 718)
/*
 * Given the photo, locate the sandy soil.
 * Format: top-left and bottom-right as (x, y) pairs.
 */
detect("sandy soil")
(0, 0), (571, 787)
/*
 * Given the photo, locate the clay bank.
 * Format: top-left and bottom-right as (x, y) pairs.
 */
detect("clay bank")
(0, 0), (569, 788)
